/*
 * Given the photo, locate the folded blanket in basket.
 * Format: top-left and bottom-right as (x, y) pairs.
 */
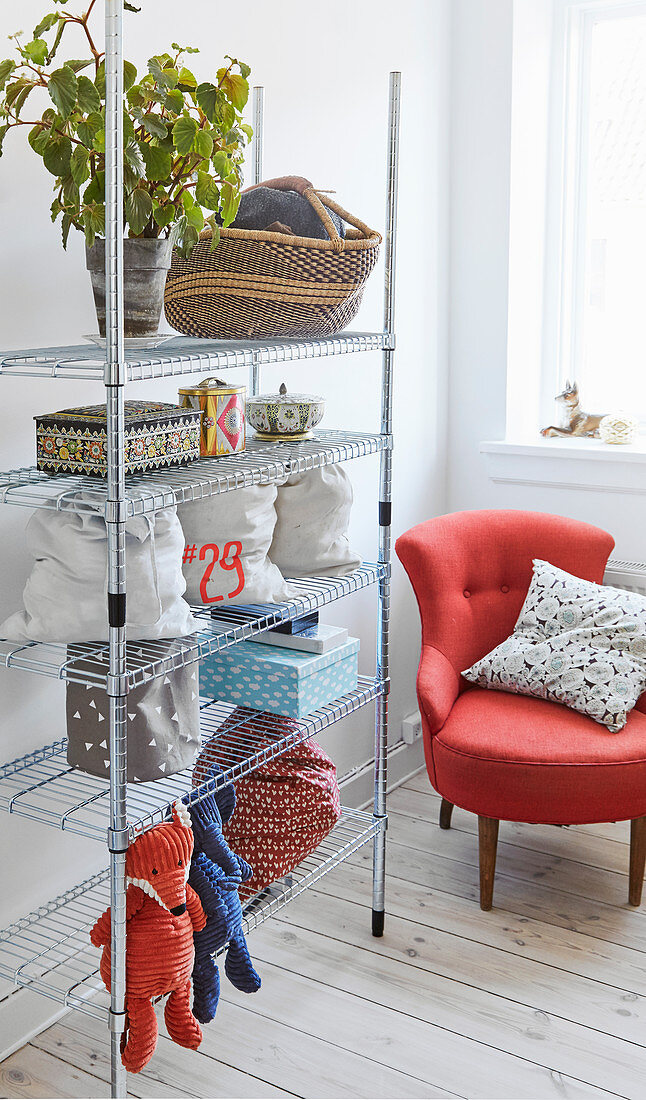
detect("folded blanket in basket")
(232, 187), (345, 240)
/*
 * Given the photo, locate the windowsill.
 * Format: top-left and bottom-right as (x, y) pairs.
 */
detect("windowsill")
(482, 436), (646, 462)
(480, 436), (646, 495)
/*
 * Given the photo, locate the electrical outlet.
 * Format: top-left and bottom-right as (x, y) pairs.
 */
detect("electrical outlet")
(402, 711), (422, 744)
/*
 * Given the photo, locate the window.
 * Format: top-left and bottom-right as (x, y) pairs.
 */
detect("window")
(554, 1), (646, 420)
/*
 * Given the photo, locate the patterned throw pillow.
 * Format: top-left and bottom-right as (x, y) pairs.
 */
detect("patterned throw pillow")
(463, 560), (646, 732)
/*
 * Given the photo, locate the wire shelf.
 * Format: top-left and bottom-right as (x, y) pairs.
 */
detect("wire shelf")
(239, 809), (382, 924)
(0, 808), (381, 1021)
(0, 564), (385, 688)
(0, 430), (389, 516)
(0, 678), (380, 842)
(0, 332), (391, 382)
(0, 869), (110, 1020)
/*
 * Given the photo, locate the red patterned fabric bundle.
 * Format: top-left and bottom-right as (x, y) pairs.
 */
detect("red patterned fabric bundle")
(193, 711), (341, 894)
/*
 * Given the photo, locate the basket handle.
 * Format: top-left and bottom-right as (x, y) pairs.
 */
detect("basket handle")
(245, 175), (313, 196)
(243, 175), (376, 251)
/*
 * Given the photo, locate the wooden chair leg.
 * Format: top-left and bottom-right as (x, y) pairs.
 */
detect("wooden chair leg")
(629, 816), (646, 906)
(439, 799), (454, 830)
(478, 816), (499, 911)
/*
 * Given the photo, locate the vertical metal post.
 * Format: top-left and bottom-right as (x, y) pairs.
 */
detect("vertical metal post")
(372, 71), (400, 938)
(252, 85), (264, 187)
(104, 3), (128, 1097)
(249, 85), (264, 398)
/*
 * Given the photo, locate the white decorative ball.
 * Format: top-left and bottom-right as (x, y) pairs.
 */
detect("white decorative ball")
(599, 413), (639, 445)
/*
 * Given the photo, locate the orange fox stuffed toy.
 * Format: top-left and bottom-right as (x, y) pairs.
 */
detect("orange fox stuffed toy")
(90, 802), (206, 1073)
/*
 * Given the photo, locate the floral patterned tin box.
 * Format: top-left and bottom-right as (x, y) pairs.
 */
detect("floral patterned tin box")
(200, 636), (360, 718)
(35, 401), (201, 477)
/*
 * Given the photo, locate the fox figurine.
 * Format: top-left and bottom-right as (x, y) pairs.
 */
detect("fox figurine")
(541, 380), (605, 438)
(90, 802), (206, 1074)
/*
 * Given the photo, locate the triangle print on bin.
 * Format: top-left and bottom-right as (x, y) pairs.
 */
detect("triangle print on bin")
(65, 649), (202, 783)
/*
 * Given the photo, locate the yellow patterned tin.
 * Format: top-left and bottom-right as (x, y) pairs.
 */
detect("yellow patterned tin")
(178, 377), (246, 457)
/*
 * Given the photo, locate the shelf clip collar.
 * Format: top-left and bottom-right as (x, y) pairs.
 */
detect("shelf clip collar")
(107, 673), (129, 697)
(107, 826), (130, 853)
(104, 499), (129, 524)
(108, 1008), (127, 1033)
(104, 361), (127, 387)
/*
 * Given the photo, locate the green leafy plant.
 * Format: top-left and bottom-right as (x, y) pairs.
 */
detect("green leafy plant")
(0, 0), (252, 256)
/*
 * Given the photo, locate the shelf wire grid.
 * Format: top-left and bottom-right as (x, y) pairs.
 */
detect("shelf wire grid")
(0, 564), (386, 688)
(0, 677), (381, 842)
(0, 332), (391, 382)
(0, 808), (381, 1021)
(0, 429), (389, 516)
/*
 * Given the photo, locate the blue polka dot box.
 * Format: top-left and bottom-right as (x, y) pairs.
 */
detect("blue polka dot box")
(199, 636), (360, 717)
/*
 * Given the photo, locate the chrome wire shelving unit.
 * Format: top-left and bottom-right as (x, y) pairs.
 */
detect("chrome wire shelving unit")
(0, 0), (399, 1089)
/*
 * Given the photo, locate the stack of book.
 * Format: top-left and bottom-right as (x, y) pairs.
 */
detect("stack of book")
(250, 612), (348, 655)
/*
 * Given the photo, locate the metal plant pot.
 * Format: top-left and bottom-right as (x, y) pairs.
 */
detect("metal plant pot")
(85, 237), (173, 338)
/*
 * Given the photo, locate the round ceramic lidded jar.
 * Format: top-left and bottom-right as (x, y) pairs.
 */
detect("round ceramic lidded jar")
(178, 377), (246, 457)
(246, 383), (325, 441)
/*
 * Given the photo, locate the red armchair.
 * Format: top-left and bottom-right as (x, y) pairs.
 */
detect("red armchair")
(396, 509), (646, 910)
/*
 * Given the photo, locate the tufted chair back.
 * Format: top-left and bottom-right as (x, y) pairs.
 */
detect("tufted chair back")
(396, 510), (616, 741)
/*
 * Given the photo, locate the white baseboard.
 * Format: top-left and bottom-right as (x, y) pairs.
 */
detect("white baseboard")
(0, 986), (67, 1062)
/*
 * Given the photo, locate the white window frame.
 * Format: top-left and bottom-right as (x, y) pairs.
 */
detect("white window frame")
(541, 0), (646, 427)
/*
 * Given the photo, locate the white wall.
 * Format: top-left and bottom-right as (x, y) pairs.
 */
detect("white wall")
(446, 0), (646, 558)
(0, 0), (450, 1011)
(506, 0), (554, 437)
(447, 0), (513, 508)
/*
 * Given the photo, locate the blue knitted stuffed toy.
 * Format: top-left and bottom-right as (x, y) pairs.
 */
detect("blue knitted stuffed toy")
(185, 776), (261, 1024)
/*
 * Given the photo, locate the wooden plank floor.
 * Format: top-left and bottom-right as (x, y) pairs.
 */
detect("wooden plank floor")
(2, 771), (646, 1099)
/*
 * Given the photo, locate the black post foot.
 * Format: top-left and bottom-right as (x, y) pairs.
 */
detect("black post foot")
(372, 909), (385, 937)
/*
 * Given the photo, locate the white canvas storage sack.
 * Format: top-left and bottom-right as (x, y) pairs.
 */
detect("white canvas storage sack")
(0, 491), (196, 642)
(270, 465), (361, 577)
(177, 485), (294, 605)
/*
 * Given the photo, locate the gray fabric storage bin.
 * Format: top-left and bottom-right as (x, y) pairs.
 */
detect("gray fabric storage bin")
(66, 658), (201, 782)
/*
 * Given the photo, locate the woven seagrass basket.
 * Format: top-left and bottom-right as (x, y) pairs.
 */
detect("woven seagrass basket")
(164, 175), (382, 340)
